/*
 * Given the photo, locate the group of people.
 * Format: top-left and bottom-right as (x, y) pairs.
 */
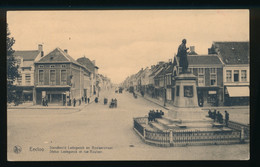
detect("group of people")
(208, 109), (229, 126)
(42, 98), (48, 106)
(109, 98), (117, 108)
(148, 110), (164, 122)
(70, 96), (90, 107)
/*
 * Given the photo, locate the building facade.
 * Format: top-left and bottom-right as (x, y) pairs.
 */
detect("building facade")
(209, 41), (249, 106)
(33, 48), (91, 105)
(173, 54), (224, 107)
(13, 44), (44, 101)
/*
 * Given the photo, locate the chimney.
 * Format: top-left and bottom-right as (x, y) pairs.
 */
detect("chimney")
(64, 49), (68, 54)
(38, 44), (43, 52)
(190, 46), (195, 52)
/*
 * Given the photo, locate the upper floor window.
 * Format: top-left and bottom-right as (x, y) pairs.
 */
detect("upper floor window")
(198, 75), (205, 87)
(226, 70), (232, 82)
(17, 75), (22, 85)
(61, 70), (67, 85)
(61, 64), (66, 68)
(39, 70), (44, 85)
(210, 74), (217, 86)
(234, 70), (239, 82)
(198, 68), (204, 74)
(50, 70), (56, 85)
(241, 70), (247, 82)
(210, 68), (216, 74)
(187, 68), (193, 73)
(39, 65), (44, 68)
(25, 74), (31, 85)
(50, 65), (55, 68)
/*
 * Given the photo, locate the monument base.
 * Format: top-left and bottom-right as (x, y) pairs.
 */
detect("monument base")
(168, 107), (207, 120)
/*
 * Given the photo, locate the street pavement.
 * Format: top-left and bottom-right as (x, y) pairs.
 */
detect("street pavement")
(7, 89), (249, 161)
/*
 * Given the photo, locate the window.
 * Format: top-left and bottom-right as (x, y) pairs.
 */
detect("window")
(16, 59), (21, 66)
(50, 70), (56, 85)
(198, 68), (205, 86)
(176, 86), (180, 96)
(25, 74), (31, 85)
(210, 68), (217, 86)
(61, 70), (67, 85)
(210, 74), (217, 86)
(234, 70), (239, 82)
(241, 70), (247, 82)
(210, 68), (216, 74)
(39, 65), (44, 68)
(184, 86), (193, 97)
(61, 64), (66, 68)
(198, 68), (204, 74)
(226, 70), (232, 82)
(198, 75), (205, 86)
(17, 75), (22, 85)
(187, 68), (193, 73)
(50, 65), (55, 68)
(39, 70), (44, 85)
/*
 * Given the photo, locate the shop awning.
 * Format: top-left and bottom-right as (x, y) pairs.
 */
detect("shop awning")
(226, 86), (249, 97)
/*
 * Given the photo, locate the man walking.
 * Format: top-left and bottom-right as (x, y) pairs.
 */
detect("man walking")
(73, 98), (76, 107)
(225, 110), (229, 127)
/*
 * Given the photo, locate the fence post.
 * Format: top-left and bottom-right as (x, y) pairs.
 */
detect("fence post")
(143, 127), (146, 139)
(169, 130), (173, 145)
(240, 127), (245, 143)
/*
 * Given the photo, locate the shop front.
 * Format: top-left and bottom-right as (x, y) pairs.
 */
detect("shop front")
(35, 86), (70, 105)
(224, 86), (249, 106)
(197, 87), (223, 107)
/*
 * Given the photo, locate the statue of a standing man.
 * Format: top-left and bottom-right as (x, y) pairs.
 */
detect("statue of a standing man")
(177, 39), (189, 73)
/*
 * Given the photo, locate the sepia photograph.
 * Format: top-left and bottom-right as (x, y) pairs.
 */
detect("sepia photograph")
(6, 9), (250, 161)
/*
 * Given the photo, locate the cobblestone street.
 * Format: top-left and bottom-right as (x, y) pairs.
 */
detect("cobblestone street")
(7, 89), (249, 161)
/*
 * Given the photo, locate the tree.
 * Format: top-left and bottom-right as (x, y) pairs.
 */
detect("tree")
(7, 25), (19, 103)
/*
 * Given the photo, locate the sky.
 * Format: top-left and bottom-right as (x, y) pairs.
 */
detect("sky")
(7, 10), (249, 84)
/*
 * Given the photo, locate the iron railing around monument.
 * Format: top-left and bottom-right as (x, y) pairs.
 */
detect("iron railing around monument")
(133, 117), (249, 147)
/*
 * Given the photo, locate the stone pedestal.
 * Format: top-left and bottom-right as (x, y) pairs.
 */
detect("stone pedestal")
(168, 73), (206, 120)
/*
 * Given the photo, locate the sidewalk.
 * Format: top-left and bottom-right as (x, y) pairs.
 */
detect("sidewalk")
(7, 95), (98, 111)
(135, 92), (249, 111)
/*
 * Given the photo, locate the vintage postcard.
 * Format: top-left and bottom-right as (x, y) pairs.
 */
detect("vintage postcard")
(7, 10), (249, 161)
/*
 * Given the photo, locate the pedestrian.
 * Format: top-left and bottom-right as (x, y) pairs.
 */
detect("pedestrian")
(216, 111), (221, 123)
(219, 112), (223, 124)
(73, 98), (76, 107)
(85, 96), (87, 104)
(45, 98), (48, 107)
(208, 109), (212, 118)
(213, 110), (217, 122)
(79, 99), (81, 106)
(148, 110), (152, 122)
(87, 98), (90, 104)
(114, 98), (117, 108)
(69, 99), (71, 106)
(82, 96), (84, 102)
(225, 110), (229, 127)
(63, 98), (66, 106)
(42, 98), (45, 106)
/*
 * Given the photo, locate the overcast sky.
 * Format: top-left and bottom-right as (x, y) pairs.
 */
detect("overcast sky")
(7, 10), (249, 84)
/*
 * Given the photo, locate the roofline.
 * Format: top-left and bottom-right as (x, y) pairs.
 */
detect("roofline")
(212, 41), (249, 44)
(14, 50), (39, 52)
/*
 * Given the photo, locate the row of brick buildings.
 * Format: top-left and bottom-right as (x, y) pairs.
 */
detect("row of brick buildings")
(13, 45), (112, 105)
(122, 41), (249, 107)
